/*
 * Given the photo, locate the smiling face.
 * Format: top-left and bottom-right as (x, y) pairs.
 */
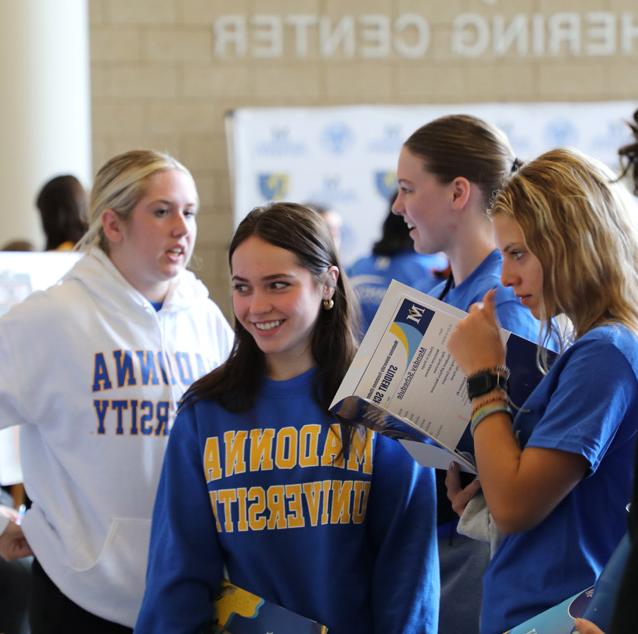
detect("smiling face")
(392, 146), (458, 255)
(493, 214), (545, 319)
(103, 169), (198, 302)
(231, 235), (336, 380)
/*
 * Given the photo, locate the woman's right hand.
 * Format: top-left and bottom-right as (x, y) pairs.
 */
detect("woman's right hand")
(0, 506), (32, 560)
(447, 289), (506, 377)
(572, 618), (605, 634)
(445, 462), (482, 516)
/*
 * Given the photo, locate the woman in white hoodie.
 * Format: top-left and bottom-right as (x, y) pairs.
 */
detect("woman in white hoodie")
(0, 150), (234, 633)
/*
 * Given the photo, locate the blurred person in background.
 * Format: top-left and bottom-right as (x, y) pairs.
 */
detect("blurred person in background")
(36, 175), (88, 251)
(1, 241), (34, 252)
(306, 202), (344, 252)
(348, 192), (447, 336)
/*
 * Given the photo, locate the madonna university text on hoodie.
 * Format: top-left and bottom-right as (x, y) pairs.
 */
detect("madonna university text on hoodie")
(0, 249), (233, 626)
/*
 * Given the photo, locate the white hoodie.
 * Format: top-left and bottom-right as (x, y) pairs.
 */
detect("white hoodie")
(0, 249), (233, 626)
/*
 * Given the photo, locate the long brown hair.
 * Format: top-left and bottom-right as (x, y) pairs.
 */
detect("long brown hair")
(184, 202), (359, 417)
(36, 175), (88, 250)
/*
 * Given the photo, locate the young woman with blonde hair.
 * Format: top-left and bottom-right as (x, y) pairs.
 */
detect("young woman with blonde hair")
(0, 149), (233, 633)
(573, 109), (638, 634)
(448, 148), (638, 633)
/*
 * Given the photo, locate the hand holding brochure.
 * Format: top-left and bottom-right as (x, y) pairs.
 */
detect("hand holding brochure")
(330, 281), (548, 473)
(504, 532), (629, 632)
(212, 580), (329, 633)
(504, 586), (593, 633)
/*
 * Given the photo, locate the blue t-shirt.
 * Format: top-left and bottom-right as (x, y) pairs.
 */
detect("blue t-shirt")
(481, 324), (638, 634)
(430, 250), (544, 529)
(136, 368), (440, 634)
(348, 251), (446, 336)
(429, 249), (540, 344)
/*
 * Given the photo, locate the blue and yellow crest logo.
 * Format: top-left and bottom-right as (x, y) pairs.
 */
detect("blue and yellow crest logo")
(258, 173), (289, 200)
(374, 170), (397, 200)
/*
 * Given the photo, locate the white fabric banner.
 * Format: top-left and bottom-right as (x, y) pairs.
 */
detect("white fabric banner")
(227, 102), (636, 266)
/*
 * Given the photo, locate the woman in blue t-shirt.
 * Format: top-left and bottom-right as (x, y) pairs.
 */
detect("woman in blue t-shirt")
(447, 148), (638, 634)
(393, 114), (544, 634)
(573, 109), (638, 634)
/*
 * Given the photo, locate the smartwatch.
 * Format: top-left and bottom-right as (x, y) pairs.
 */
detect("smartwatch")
(466, 368), (509, 400)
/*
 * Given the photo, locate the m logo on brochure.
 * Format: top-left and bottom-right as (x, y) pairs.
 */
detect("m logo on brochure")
(406, 304), (425, 324)
(258, 173), (289, 200)
(374, 170), (397, 200)
(389, 299), (434, 363)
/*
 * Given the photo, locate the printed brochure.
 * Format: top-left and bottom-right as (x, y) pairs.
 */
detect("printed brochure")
(504, 586), (594, 633)
(330, 280), (548, 473)
(212, 580), (329, 633)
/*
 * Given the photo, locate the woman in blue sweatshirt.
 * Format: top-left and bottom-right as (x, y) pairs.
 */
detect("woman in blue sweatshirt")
(135, 202), (439, 633)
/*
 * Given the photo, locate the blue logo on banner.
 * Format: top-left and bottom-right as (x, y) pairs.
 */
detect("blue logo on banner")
(309, 176), (357, 205)
(255, 127), (306, 156)
(258, 173), (289, 200)
(374, 170), (397, 199)
(321, 122), (354, 155)
(544, 119), (578, 147)
(368, 125), (403, 153)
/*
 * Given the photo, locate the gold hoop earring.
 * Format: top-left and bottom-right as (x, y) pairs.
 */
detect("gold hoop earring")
(322, 298), (334, 311)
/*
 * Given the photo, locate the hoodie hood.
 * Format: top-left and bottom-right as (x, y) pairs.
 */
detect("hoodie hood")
(66, 248), (210, 315)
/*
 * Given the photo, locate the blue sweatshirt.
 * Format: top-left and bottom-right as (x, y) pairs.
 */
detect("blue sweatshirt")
(135, 368), (439, 633)
(348, 251), (447, 336)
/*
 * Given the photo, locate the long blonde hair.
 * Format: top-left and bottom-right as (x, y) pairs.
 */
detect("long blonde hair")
(491, 148), (638, 345)
(76, 149), (196, 253)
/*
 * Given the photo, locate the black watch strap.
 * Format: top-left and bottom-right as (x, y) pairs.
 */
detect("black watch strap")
(466, 369), (509, 400)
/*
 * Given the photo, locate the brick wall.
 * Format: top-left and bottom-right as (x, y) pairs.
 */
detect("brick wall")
(90, 0), (638, 317)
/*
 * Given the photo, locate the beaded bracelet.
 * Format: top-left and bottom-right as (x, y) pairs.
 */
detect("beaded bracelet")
(470, 390), (508, 416)
(470, 403), (512, 437)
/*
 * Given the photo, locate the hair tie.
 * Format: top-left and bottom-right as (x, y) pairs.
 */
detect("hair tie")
(511, 157), (523, 174)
